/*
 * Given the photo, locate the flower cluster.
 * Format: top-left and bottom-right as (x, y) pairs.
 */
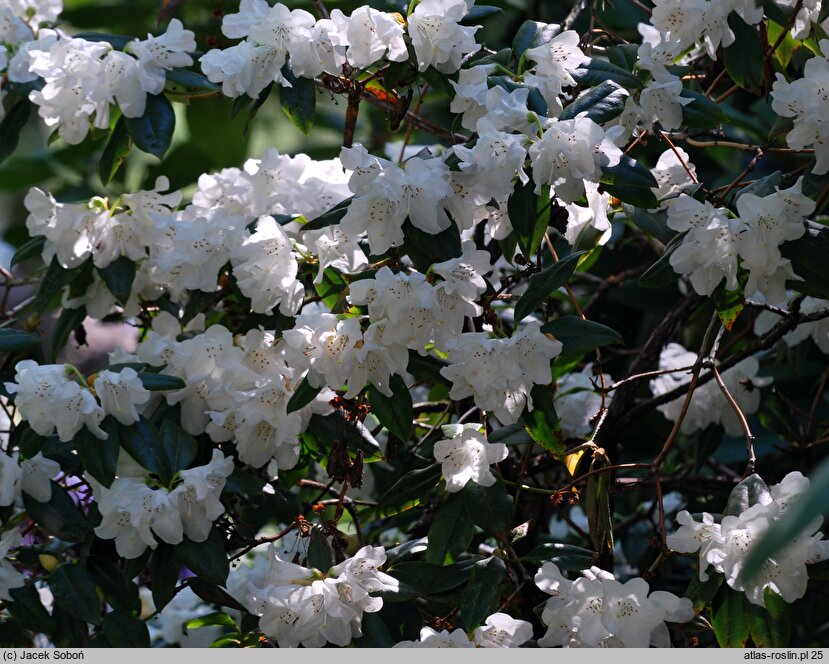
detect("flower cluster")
(433, 424), (508, 492)
(394, 613), (533, 647)
(668, 472), (829, 606)
(535, 562), (695, 647)
(89, 449), (234, 558)
(649, 343), (770, 436)
(246, 544), (399, 647)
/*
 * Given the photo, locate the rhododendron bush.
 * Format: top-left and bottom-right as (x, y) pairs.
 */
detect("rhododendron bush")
(0, 0), (829, 649)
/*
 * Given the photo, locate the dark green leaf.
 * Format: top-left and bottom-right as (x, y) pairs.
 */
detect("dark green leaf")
(23, 482), (90, 542)
(746, 590), (790, 646)
(781, 225), (829, 299)
(307, 525), (335, 571)
(585, 471), (613, 555)
(507, 178), (550, 260)
(34, 258), (77, 314)
(600, 154), (659, 208)
(138, 372), (186, 391)
(150, 544), (180, 612)
(298, 200), (350, 232)
(685, 572), (724, 612)
(102, 609), (150, 647)
(368, 374), (413, 441)
(426, 491), (475, 565)
(8, 583), (55, 634)
(48, 563), (102, 626)
(306, 411), (383, 463)
(723, 15), (764, 92)
(160, 419), (198, 474)
(402, 219), (462, 273)
(0, 99), (31, 166)
(523, 384), (564, 457)
(560, 81), (628, 124)
(606, 44), (639, 72)
(513, 20), (560, 58)
(711, 586), (750, 647)
(542, 316), (624, 356)
(50, 306), (86, 362)
(10, 236), (45, 269)
(459, 557), (507, 631)
(573, 58), (643, 91)
(124, 93), (175, 159)
(165, 69), (219, 92)
(0, 329), (40, 353)
(87, 555), (141, 614)
(99, 117), (131, 184)
(712, 278), (746, 331)
(516, 542), (597, 569)
(175, 529), (230, 586)
(74, 420), (119, 487)
(462, 479), (513, 539)
(117, 416), (172, 483)
(461, 4), (501, 22)
(279, 66), (316, 135)
(188, 577), (247, 612)
(388, 558), (481, 594)
(378, 464), (442, 513)
(639, 231), (685, 288)
(724, 474), (772, 517)
(14, 425), (46, 458)
(681, 89), (727, 129)
(514, 251), (585, 322)
(314, 267), (348, 312)
(287, 376), (323, 414)
(97, 256), (136, 305)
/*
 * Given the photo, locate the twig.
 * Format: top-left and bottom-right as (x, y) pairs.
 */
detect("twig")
(707, 361), (756, 476)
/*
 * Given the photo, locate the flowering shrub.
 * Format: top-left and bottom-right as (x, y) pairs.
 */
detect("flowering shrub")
(0, 0), (827, 649)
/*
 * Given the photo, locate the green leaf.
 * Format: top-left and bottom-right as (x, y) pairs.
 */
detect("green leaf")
(402, 219), (462, 273)
(543, 316), (624, 356)
(286, 376), (323, 414)
(175, 528), (229, 586)
(187, 577), (247, 612)
(388, 559), (481, 595)
(307, 525), (335, 571)
(740, 459), (829, 584)
(522, 384), (565, 457)
(160, 419), (198, 474)
(74, 420), (119, 488)
(102, 610), (150, 648)
(8, 583), (56, 635)
(585, 471), (614, 555)
(186, 612), (237, 630)
(573, 58), (643, 91)
(138, 372), (186, 391)
(513, 20), (559, 57)
(124, 93), (175, 159)
(87, 555), (141, 614)
(513, 251), (585, 322)
(306, 411), (383, 463)
(724, 473), (772, 517)
(606, 44), (639, 72)
(425, 491), (475, 565)
(746, 590), (790, 647)
(99, 117), (131, 184)
(723, 14), (764, 92)
(638, 232), (685, 288)
(712, 277), (746, 331)
(378, 464), (442, 513)
(48, 563), (102, 626)
(507, 178), (551, 260)
(278, 66), (316, 135)
(462, 479), (513, 539)
(681, 89), (727, 129)
(685, 572), (724, 612)
(10, 236), (45, 268)
(600, 154), (659, 208)
(34, 258), (76, 315)
(165, 69), (220, 92)
(560, 81), (628, 124)
(462, 4), (502, 22)
(314, 267), (348, 312)
(117, 415), (172, 483)
(368, 374), (413, 442)
(97, 256), (136, 305)
(781, 225), (829, 299)
(459, 557), (507, 631)
(50, 306), (86, 362)
(0, 329), (40, 353)
(23, 482), (90, 542)
(711, 586), (750, 647)
(150, 544), (180, 612)
(516, 542), (598, 569)
(0, 99), (31, 166)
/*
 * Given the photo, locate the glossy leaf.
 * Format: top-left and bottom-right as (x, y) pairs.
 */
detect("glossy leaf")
(514, 250), (585, 322)
(425, 491), (475, 565)
(542, 316), (624, 356)
(124, 93), (175, 159)
(459, 557), (507, 631)
(48, 564), (102, 626)
(368, 374), (413, 442)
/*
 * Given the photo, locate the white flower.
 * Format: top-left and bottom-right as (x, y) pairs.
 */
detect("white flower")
(453, 118), (529, 201)
(0, 530), (24, 601)
(19, 452), (60, 502)
(171, 449), (234, 542)
(556, 364), (613, 438)
(524, 29), (589, 116)
(638, 68), (691, 131)
(329, 6), (407, 69)
(93, 368), (151, 426)
(407, 0), (479, 73)
(394, 626), (476, 648)
(651, 148), (697, 205)
(433, 424), (508, 492)
(473, 612), (534, 647)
